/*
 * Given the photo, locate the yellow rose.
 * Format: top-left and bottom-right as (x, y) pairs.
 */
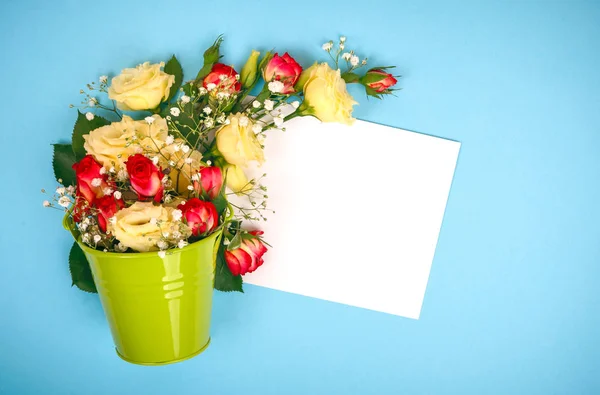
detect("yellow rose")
(224, 164), (252, 194)
(160, 140), (203, 193)
(216, 113), (265, 166)
(83, 115), (168, 170)
(109, 202), (184, 252)
(108, 62), (175, 111)
(299, 63), (357, 125)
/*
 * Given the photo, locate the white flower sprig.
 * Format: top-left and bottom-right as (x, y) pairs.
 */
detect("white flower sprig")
(322, 35), (367, 73)
(70, 76), (123, 121)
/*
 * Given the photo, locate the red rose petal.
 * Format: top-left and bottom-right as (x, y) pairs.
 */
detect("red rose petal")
(225, 249), (252, 276)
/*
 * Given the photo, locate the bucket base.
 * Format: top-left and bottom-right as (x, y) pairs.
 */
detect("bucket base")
(115, 338), (211, 366)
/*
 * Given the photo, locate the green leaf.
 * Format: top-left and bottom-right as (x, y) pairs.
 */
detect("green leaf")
(195, 65), (213, 83)
(69, 242), (97, 293)
(342, 72), (360, 84)
(364, 85), (384, 99)
(227, 231), (242, 251)
(195, 35), (224, 81)
(228, 220), (241, 232)
(53, 144), (77, 186)
(182, 81), (196, 96)
(164, 55), (183, 103)
(72, 111), (110, 161)
(214, 245), (243, 292)
(370, 65), (396, 70)
(254, 85), (271, 103)
(212, 191), (228, 217)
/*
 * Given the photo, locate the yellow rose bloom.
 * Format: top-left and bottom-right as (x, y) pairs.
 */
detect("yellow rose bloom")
(216, 113), (265, 166)
(109, 202), (186, 252)
(108, 62), (175, 111)
(300, 63), (357, 125)
(83, 115), (168, 170)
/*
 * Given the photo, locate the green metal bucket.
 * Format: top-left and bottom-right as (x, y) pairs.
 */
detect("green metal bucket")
(64, 216), (222, 365)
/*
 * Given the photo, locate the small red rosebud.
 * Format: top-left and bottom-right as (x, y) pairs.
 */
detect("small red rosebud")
(177, 198), (219, 236)
(203, 63), (241, 94)
(194, 166), (223, 200)
(263, 53), (303, 94)
(224, 230), (268, 276)
(364, 69), (397, 93)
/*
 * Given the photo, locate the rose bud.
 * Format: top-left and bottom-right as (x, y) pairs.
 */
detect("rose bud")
(224, 230), (268, 276)
(363, 68), (398, 93)
(263, 53), (302, 94)
(240, 50), (260, 88)
(203, 63), (241, 94)
(177, 198), (218, 236)
(125, 154), (164, 202)
(72, 155), (110, 204)
(193, 166), (223, 200)
(94, 195), (124, 233)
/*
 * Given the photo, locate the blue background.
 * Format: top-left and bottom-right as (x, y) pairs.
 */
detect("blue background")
(1, 0), (599, 394)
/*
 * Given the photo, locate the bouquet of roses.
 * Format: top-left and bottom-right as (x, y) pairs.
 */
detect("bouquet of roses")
(44, 36), (398, 293)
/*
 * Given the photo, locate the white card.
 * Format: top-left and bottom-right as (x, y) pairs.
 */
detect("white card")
(241, 116), (460, 319)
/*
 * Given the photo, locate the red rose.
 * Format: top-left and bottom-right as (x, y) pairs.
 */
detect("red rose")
(364, 69), (397, 93)
(125, 154), (164, 202)
(263, 53), (302, 94)
(224, 230), (268, 276)
(203, 63), (241, 94)
(72, 155), (109, 204)
(194, 166), (223, 200)
(94, 195), (124, 232)
(177, 198), (219, 236)
(72, 195), (90, 223)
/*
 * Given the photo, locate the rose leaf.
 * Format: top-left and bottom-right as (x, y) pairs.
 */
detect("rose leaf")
(69, 242), (97, 294)
(52, 143), (77, 186)
(214, 245), (243, 293)
(164, 55), (184, 103)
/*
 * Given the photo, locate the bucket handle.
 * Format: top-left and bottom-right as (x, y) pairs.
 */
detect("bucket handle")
(62, 213), (79, 241)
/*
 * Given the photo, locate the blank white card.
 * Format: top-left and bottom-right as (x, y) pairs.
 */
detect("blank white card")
(242, 116), (460, 319)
